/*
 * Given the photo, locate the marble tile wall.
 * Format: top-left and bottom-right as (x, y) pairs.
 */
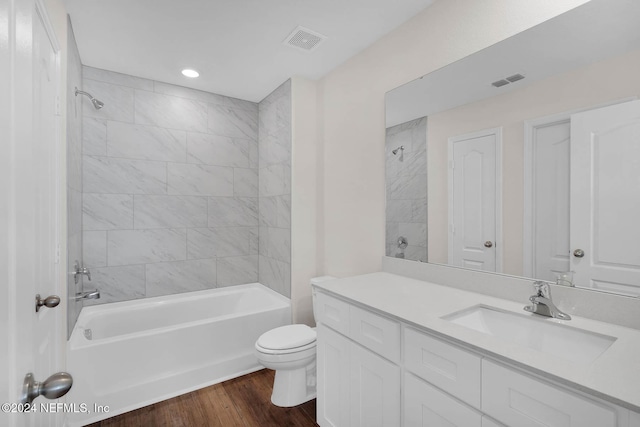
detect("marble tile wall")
(258, 80), (292, 297)
(81, 66), (261, 304)
(385, 117), (428, 262)
(67, 18), (84, 335)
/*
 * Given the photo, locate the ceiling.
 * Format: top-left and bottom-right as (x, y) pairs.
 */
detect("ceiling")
(64, 0), (434, 102)
(385, 0), (640, 127)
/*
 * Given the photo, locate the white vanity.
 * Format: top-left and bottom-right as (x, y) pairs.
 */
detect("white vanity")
(312, 272), (640, 427)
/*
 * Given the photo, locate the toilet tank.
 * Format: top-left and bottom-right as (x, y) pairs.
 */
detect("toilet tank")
(310, 276), (336, 320)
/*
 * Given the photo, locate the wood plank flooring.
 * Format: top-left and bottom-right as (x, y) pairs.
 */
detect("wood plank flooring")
(88, 369), (318, 427)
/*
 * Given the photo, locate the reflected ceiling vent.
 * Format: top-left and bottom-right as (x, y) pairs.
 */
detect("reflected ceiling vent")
(283, 26), (327, 53)
(506, 73), (525, 83)
(491, 73), (526, 88)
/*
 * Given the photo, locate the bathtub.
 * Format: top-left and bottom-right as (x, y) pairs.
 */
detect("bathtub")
(66, 283), (290, 426)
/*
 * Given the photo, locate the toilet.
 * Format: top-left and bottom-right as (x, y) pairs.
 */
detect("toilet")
(255, 276), (335, 407)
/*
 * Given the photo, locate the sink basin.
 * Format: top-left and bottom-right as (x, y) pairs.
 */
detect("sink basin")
(442, 305), (616, 365)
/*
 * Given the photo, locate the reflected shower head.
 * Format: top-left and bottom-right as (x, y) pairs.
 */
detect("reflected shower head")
(392, 146), (404, 155)
(75, 87), (104, 110)
(91, 98), (104, 109)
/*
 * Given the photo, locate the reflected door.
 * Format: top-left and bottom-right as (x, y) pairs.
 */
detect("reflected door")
(570, 100), (640, 296)
(448, 129), (501, 272)
(530, 120), (571, 281)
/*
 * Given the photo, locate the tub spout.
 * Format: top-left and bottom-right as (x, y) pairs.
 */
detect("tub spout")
(74, 290), (100, 301)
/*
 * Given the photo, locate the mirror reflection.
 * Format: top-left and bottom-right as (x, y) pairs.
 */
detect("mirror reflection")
(385, 0), (640, 297)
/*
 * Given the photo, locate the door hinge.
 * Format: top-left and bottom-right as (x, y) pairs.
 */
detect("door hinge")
(450, 224), (455, 234)
(55, 245), (60, 264)
(449, 160), (455, 170)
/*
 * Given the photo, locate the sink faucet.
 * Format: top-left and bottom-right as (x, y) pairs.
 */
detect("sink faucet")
(524, 281), (571, 320)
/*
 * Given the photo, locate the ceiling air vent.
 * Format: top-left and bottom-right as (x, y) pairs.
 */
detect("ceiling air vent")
(492, 73), (526, 88)
(283, 26), (327, 53)
(491, 79), (510, 88)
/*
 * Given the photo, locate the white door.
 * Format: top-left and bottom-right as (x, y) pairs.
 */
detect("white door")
(448, 129), (502, 272)
(349, 342), (400, 427)
(570, 100), (640, 296)
(1, 1), (66, 426)
(528, 119), (571, 281)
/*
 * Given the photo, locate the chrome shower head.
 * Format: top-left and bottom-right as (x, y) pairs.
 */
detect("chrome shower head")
(91, 98), (104, 110)
(392, 146), (404, 155)
(75, 87), (104, 110)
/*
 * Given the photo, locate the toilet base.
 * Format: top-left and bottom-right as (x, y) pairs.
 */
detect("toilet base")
(270, 360), (316, 407)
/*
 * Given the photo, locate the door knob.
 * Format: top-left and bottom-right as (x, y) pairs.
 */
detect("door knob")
(484, 241), (493, 248)
(573, 249), (585, 258)
(20, 372), (73, 405)
(35, 294), (60, 313)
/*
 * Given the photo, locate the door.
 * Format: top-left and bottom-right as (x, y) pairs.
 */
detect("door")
(528, 119), (571, 281)
(448, 129), (502, 272)
(570, 100), (640, 296)
(317, 325), (350, 427)
(1, 1), (65, 426)
(349, 342), (400, 427)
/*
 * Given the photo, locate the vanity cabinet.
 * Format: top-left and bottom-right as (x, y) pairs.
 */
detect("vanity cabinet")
(315, 289), (637, 427)
(317, 323), (401, 427)
(316, 292), (401, 427)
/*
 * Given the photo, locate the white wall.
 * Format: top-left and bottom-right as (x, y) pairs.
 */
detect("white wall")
(317, 0), (589, 278)
(291, 76), (319, 325)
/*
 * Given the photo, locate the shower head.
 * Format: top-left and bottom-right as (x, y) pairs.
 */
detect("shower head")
(75, 87), (104, 110)
(392, 146), (404, 155)
(91, 98), (104, 110)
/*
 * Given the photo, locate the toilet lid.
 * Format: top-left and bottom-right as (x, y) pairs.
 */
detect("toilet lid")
(257, 324), (317, 350)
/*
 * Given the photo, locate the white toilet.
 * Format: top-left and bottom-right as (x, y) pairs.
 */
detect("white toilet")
(255, 276), (335, 407)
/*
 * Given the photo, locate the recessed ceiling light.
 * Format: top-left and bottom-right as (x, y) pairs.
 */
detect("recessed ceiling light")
(181, 69), (199, 78)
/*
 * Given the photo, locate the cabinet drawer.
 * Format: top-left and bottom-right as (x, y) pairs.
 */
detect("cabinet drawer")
(404, 373), (482, 427)
(482, 360), (619, 427)
(349, 305), (400, 363)
(404, 327), (481, 409)
(315, 292), (350, 335)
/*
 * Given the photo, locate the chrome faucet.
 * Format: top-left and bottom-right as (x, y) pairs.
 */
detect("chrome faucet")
(74, 290), (100, 301)
(73, 261), (91, 284)
(524, 281), (571, 320)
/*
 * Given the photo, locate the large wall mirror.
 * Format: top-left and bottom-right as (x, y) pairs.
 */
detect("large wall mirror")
(385, 0), (640, 297)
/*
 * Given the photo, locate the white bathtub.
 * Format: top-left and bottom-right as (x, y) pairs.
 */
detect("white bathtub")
(66, 283), (290, 426)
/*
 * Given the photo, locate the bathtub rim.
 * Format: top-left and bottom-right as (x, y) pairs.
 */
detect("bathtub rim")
(69, 283), (291, 348)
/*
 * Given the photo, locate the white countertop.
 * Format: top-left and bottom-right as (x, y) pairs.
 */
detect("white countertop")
(313, 272), (640, 412)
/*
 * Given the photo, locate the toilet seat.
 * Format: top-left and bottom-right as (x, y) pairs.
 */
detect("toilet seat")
(256, 324), (316, 355)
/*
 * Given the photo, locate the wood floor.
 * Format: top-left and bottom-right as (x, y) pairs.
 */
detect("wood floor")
(88, 369), (318, 427)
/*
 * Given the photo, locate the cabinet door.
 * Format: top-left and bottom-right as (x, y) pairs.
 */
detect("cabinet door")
(404, 373), (482, 427)
(350, 342), (401, 427)
(317, 325), (351, 427)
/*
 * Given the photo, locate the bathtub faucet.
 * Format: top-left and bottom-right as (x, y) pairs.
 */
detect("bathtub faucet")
(74, 290), (100, 301)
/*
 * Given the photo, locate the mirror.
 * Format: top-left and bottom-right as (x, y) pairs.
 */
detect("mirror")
(385, 0), (640, 297)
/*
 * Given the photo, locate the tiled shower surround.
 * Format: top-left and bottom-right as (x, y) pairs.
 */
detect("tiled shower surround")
(258, 81), (292, 297)
(80, 67), (291, 304)
(386, 117), (427, 262)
